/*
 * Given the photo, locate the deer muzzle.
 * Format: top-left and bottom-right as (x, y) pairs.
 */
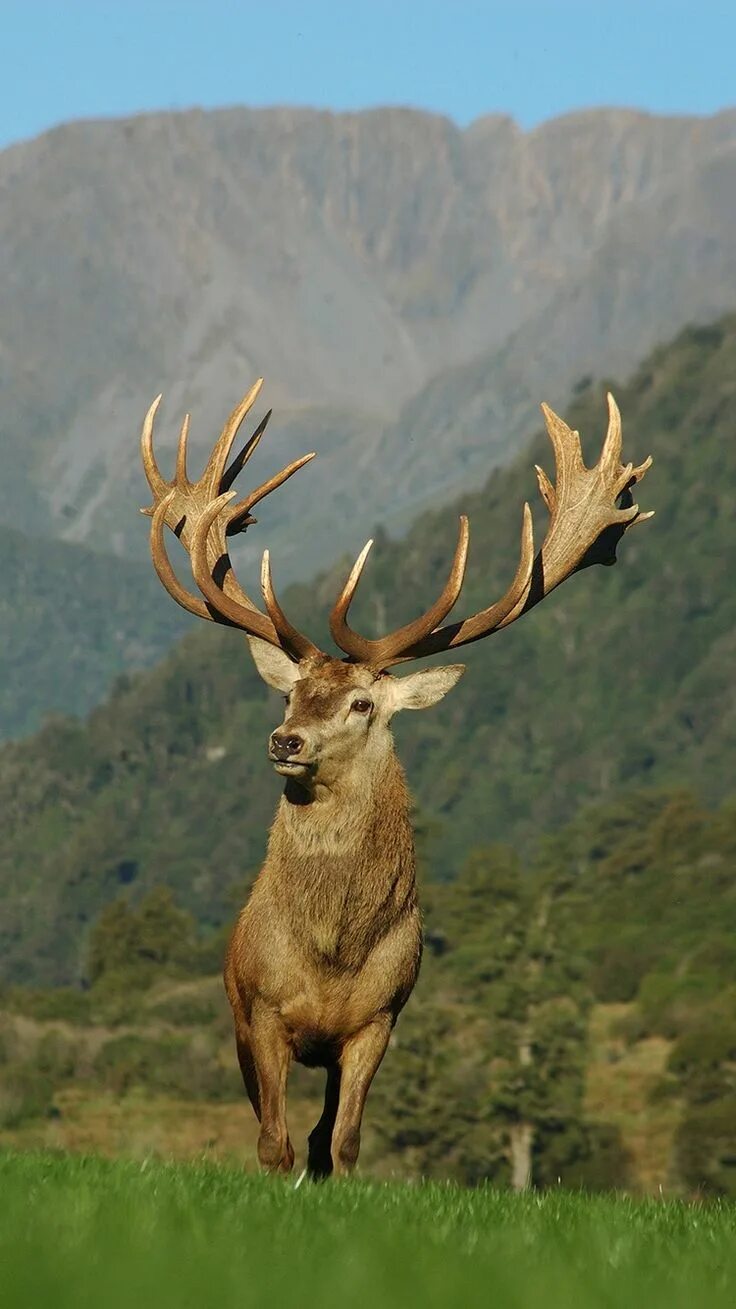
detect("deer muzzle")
(269, 731), (313, 777)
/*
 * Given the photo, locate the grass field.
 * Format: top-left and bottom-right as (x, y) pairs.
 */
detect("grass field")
(1, 1152), (734, 1308)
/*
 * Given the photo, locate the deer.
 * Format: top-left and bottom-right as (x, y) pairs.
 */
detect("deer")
(140, 378), (652, 1178)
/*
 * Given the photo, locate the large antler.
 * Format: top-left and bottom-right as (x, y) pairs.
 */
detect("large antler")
(140, 380), (319, 656)
(328, 393), (653, 666)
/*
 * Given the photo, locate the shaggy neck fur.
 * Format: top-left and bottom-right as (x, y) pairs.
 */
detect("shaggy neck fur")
(263, 739), (416, 970)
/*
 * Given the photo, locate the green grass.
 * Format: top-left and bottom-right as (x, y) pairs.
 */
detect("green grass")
(1, 1152), (735, 1307)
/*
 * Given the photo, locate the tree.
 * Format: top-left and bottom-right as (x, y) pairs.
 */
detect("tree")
(86, 887), (196, 991)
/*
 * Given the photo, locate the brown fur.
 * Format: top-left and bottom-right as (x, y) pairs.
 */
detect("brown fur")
(224, 655), (435, 1177)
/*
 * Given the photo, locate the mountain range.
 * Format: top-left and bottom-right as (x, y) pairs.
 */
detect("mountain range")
(2, 103), (736, 589)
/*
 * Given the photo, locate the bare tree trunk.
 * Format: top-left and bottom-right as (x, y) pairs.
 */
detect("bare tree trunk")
(507, 895), (549, 1193)
(509, 1121), (534, 1192)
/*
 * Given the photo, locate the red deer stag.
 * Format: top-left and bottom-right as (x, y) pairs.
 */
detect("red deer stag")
(141, 379), (652, 1178)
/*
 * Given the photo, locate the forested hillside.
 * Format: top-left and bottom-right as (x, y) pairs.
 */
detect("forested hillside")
(0, 316), (734, 984)
(0, 523), (188, 738)
(375, 785), (736, 1194)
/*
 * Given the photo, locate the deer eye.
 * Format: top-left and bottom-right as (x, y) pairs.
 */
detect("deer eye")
(351, 699), (372, 715)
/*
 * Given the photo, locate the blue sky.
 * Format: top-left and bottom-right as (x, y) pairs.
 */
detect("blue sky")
(1, 1), (734, 149)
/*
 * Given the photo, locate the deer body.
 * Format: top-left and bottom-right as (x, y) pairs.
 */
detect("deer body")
(224, 654), (455, 1174)
(140, 378), (652, 1178)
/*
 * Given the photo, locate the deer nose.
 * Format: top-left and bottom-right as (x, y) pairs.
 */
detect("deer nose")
(270, 732), (304, 757)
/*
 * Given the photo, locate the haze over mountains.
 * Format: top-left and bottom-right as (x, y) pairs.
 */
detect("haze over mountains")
(2, 102), (736, 588)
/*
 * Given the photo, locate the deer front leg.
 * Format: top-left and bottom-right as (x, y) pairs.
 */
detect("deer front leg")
(249, 1003), (294, 1174)
(331, 1016), (392, 1177)
(234, 1019), (261, 1121)
(307, 1065), (341, 1180)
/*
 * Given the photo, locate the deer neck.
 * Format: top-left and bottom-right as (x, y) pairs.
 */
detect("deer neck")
(264, 741), (417, 961)
(275, 744), (411, 857)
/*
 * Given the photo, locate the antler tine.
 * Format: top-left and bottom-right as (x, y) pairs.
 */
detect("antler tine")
(599, 391), (622, 473)
(226, 451), (317, 536)
(600, 391), (651, 495)
(221, 409), (272, 495)
(140, 394), (168, 507)
(175, 412), (191, 487)
(329, 517), (470, 666)
(390, 502), (535, 661)
(629, 452), (654, 487)
(540, 401), (586, 483)
(203, 378), (265, 497)
(534, 463), (555, 514)
(261, 551), (322, 660)
(328, 539), (375, 654)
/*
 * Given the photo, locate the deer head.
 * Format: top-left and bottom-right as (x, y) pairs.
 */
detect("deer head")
(249, 645), (464, 791)
(141, 380), (653, 791)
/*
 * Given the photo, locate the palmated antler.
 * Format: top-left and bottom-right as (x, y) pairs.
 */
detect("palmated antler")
(328, 393), (653, 666)
(140, 380), (319, 655)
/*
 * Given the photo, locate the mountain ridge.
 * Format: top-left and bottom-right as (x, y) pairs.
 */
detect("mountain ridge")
(2, 102), (736, 578)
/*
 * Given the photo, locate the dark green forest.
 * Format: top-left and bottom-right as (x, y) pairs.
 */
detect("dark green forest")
(0, 523), (187, 739)
(379, 786), (736, 1196)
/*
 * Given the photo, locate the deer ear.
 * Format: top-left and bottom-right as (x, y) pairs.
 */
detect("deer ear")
(389, 664), (465, 712)
(246, 636), (301, 693)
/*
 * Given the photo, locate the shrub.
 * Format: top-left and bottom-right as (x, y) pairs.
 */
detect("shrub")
(87, 888), (197, 990)
(93, 1033), (240, 1101)
(0, 1066), (56, 1128)
(675, 1096), (736, 1197)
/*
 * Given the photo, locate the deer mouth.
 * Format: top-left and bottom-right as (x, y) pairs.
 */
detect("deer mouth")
(272, 758), (313, 777)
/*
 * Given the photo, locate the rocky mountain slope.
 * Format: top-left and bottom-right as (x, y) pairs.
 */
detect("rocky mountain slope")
(2, 104), (735, 578)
